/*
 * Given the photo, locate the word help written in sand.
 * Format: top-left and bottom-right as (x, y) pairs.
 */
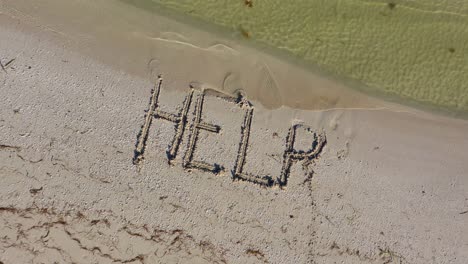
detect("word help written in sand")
(133, 76), (326, 187)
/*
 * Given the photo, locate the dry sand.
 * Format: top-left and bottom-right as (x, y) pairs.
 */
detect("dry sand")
(1, 1), (468, 263)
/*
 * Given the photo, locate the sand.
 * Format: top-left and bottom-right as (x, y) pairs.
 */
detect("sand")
(1, 0), (468, 263)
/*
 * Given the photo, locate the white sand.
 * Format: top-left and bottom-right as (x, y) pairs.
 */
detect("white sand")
(1, 1), (467, 263)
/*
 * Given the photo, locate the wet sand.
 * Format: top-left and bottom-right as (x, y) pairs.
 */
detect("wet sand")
(1, 0), (468, 263)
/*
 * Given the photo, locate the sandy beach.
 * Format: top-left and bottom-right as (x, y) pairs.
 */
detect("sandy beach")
(1, 1), (468, 263)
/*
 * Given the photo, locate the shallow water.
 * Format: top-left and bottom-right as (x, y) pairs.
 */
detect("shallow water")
(123, 0), (468, 117)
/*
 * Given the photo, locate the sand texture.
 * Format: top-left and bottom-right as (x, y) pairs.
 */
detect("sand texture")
(1, 1), (468, 263)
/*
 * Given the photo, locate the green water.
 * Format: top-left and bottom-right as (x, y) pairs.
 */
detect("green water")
(124, 0), (468, 116)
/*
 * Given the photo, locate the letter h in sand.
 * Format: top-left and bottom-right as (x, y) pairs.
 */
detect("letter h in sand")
(133, 76), (193, 166)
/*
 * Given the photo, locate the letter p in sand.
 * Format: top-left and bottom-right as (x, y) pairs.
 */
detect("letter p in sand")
(279, 124), (326, 187)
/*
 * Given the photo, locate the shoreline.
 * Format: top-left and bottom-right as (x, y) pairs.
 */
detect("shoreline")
(3, 0), (468, 119)
(0, 0), (407, 115)
(123, 0), (468, 118)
